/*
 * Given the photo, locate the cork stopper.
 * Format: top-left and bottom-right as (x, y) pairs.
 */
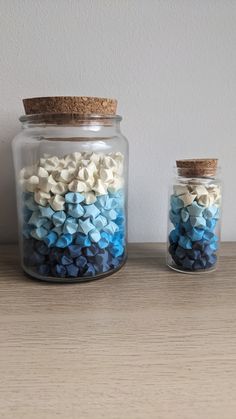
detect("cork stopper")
(176, 158), (218, 177)
(23, 96), (117, 116)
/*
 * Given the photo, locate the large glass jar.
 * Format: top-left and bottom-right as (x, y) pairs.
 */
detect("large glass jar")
(12, 96), (128, 282)
(167, 159), (222, 273)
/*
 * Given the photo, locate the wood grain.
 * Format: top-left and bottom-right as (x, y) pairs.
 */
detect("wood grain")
(0, 243), (236, 419)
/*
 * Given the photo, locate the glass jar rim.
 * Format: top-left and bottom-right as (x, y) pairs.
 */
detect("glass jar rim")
(173, 165), (221, 179)
(19, 113), (122, 125)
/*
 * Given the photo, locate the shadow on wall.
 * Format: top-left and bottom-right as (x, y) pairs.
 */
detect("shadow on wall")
(0, 115), (19, 243)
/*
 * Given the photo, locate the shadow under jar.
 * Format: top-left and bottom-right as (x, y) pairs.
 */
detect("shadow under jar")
(12, 96), (128, 282)
(167, 159), (222, 274)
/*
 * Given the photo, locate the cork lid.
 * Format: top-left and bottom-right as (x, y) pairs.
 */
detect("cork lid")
(23, 96), (117, 116)
(176, 158), (218, 177)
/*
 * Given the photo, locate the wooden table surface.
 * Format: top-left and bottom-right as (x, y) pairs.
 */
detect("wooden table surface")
(1, 243), (236, 419)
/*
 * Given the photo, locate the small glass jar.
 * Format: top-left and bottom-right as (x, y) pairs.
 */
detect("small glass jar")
(12, 96), (128, 282)
(167, 159), (222, 273)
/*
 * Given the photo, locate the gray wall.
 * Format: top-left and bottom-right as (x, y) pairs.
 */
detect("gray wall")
(0, 0), (235, 242)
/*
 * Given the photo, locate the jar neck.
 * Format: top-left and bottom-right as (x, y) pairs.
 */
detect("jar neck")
(174, 167), (221, 184)
(20, 113), (122, 131)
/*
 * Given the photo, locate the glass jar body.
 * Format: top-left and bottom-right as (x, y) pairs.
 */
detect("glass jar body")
(12, 117), (128, 282)
(167, 172), (222, 273)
